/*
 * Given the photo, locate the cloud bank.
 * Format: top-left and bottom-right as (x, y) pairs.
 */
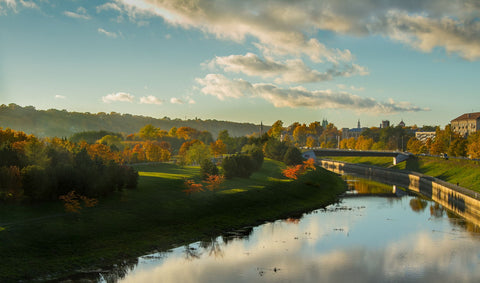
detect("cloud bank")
(113, 0), (480, 61)
(207, 53), (368, 84)
(196, 74), (427, 114)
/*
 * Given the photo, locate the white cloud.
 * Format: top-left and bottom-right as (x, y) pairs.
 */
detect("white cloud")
(371, 10), (480, 61)
(0, 0), (37, 14)
(140, 95), (163, 105)
(98, 28), (119, 38)
(114, 0), (480, 61)
(97, 2), (122, 13)
(208, 53), (368, 84)
(54, 95), (66, 99)
(64, 7), (90, 20)
(102, 92), (134, 103)
(170, 97), (184, 104)
(196, 74), (428, 114)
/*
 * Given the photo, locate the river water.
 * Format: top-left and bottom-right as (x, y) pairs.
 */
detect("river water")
(99, 176), (480, 283)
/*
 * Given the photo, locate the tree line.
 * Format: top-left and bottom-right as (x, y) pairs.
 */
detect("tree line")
(0, 103), (265, 138)
(266, 119), (480, 158)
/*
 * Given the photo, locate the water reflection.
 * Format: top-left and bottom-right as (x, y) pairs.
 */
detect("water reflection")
(98, 177), (480, 283)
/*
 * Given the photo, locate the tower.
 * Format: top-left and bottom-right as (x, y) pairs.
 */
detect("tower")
(357, 119), (361, 129)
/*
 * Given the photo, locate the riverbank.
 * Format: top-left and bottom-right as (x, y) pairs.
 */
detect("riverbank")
(324, 156), (480, 193)
(0, 159), (345, 282)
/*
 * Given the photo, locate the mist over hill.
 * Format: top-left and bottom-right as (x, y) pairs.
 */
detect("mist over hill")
(0, 104), (268, 138)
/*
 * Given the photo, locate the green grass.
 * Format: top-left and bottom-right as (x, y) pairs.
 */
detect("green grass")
(325, 156), (480, 193)
(0, 159), (345, 282)
(324, 156), (394, 167)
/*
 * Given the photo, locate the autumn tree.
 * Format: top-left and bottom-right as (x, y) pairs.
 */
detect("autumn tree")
(355, 136), (373, 150)
(306, 136), (316, 148)
(308, 121), (323, 136)
(406, 137), (423, 154)
(210, 140), (227, 157)
(176, 127), (199, 140)
(268, 120), (284, 139)
(183, 179), (204, 195)
(292, 124), (308, 146)
(467, 132), (480, 159)
(448, 135), (467, 157)
(346, 137), (356, 149)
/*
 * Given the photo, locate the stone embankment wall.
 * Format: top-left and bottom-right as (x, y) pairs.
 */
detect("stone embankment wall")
(319, 160), (480, 226)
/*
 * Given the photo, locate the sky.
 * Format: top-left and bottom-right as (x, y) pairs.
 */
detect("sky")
(1, 0), (480, 129)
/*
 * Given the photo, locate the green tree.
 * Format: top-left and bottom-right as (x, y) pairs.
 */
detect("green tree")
(185, 142), (210, 165)
(139, 124), (159, 140)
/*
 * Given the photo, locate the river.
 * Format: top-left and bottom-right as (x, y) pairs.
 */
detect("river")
(96, 176), (480, 283)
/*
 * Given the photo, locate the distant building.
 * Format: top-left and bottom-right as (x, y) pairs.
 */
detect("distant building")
(415, 131), (436, 142)
(380, 120), (390, 129)
(451, 112), (480, 137)
(398, 120), (406, 127)
(321, 119), (329, 128)
(342, 120), (367, 140)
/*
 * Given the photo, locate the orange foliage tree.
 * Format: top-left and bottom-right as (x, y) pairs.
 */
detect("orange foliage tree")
(204, 174), (225, 191)
(59, 190), (98, 213)
(182, 174), (225, 195)
(282, 158), (316, 180)
(183, 179), (204, 195)
(210, 140), (227, 157)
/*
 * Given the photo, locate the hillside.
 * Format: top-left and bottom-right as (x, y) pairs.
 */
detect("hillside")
(0, 104), (268, 138)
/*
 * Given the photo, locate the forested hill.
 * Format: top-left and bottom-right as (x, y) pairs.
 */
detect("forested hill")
(0, 104), (268, 138)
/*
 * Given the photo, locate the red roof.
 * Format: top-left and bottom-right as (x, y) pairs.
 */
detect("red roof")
(451, 112), (480, 121)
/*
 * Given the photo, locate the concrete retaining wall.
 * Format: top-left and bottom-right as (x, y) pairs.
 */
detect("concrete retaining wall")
(319, 160), (480, 226)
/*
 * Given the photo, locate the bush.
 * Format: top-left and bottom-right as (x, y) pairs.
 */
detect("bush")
(221, 156), (238, 179)
(249, 147), (264, 171)
(263, 139), (288, 161)
(283, 146), (304, 165)
(200, 159), (219, 179)
(221, 154), (257, 179)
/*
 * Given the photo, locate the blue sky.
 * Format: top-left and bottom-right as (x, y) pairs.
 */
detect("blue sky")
(1, 0), (480, 128)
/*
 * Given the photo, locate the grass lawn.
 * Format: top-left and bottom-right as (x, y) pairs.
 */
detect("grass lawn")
(0, 159), (345, 282)
(324, 156), (480, 193)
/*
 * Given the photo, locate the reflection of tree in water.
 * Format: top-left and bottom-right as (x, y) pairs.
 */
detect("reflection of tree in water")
(221, 227), (254, 245)
(99, 258), (139, 283)
(346, 176), (398, 195)
(409, 197), (428, 212)
(285, 217), (301, 224)
(429, 203), (444, 218)
(184, 244), (201, 261)
(199, 238), (225, 259)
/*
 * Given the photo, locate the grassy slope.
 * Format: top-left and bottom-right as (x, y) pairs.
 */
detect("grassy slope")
(326, 156), (480, 193)
(0, 159), (345, 281)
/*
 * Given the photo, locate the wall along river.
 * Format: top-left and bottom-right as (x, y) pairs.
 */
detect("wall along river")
(96, 175), (480, 283)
